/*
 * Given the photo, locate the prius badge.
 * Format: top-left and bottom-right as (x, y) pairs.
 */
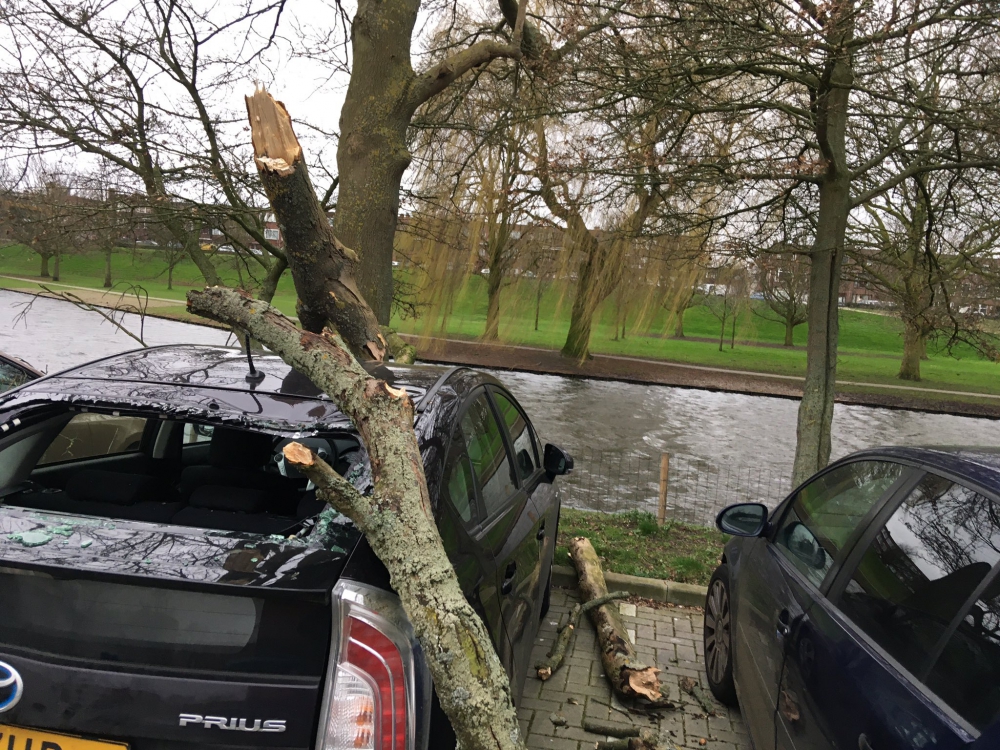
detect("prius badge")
(179, 714), (286, 733)
(0, 662), (23, 714)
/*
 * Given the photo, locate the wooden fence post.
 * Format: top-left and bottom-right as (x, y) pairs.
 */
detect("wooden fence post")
(658, 453), (670, 527)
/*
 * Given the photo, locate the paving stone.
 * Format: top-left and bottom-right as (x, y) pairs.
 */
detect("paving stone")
(619, 602), (638, 617)
(523, 593), (751, 750)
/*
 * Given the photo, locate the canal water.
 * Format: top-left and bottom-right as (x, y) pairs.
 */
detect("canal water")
(5, 289), (1000, 521)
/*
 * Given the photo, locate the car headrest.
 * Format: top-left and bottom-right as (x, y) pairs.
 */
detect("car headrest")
(66, 470), (160, 506)
(208, 428), (274, 469)
(187, 485), (267, 514)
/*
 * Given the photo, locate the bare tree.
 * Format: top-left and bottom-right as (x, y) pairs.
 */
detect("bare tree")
(755, 250), (810, 347)
(0, 0), (293, 299)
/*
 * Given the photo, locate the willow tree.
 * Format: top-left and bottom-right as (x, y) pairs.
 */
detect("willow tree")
(653, 0), (1000, 482)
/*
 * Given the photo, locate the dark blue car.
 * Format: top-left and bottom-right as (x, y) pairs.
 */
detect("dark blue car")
(704, 448), (1000, 750)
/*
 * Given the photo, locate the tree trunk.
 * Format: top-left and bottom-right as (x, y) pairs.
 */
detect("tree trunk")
(483, 270), (502, 341)
(246, 89), (387, 360)
(674, 306), (685, 338)
(258, 253), (288, 304)
(167, 261), (174, 290)
(784, 317), (795, 346)
(562, 229), (609, 359)
(103, 247), (113, 288)
(52, 250), (60, 282)
(184, 237), (221, 287)
(187, 289), (526, 750)
(898, 322), (923, 381)
(39, 252), (50, 278)
(330, 0), (420, 326)
(791, 34), (854, 487)
(535, 277), (543, 331)
(730, 308), (736, 349)
(567, 537), (667, 704)
(718, 302), (726, 352)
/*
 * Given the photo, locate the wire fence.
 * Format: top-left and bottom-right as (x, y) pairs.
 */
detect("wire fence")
(560, 448), (793, 527)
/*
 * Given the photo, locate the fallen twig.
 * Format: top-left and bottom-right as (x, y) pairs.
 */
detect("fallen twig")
(678, 676), (716, 715)
(537, 591), (630, 681)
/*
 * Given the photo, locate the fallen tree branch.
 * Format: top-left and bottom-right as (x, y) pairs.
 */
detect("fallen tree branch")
(568, 537), (671, 707)
(679, 676), (716, 715)
(537, 591), (629, 680)
(186, 287), (525, 750)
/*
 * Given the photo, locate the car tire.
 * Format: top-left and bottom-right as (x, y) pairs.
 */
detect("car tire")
(704, 564), (738, 706)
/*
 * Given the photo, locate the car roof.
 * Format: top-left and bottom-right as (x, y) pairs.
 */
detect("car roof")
(3, 344), (494, 434)
(841, 446), (1000, 497)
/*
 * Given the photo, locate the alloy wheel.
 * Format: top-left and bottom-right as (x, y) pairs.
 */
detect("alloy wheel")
(705, 578), (731, 686)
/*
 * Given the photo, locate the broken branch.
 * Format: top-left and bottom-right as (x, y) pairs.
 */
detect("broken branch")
(568, 537), (671, 707)
(537, 591), (629, 681)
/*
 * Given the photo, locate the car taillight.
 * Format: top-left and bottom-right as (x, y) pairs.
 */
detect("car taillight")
(318, 580), (431, 750)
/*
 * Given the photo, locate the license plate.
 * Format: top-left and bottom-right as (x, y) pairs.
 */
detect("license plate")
(0, 724), (128, 750)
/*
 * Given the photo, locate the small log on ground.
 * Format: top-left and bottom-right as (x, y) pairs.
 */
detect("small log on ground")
(678, 676), (716, 714)
(537, 591), (629, 680)
(568, 537), (670, 706)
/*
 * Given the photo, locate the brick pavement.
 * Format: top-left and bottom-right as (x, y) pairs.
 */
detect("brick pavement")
(517, 588), (752, 750)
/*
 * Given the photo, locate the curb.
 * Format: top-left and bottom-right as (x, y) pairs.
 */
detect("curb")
(551, 564), (707, 608)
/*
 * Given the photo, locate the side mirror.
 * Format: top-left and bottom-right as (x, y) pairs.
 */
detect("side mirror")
(543, 444), (574, 476)
(716, 503), (769, 537)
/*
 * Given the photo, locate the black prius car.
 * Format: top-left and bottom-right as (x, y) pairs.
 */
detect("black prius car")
(0, 345), (571, 750)
(705, 448), (1000, 750)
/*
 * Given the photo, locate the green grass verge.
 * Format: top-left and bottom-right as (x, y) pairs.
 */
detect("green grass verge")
(4, 245), (1000, 401)
(554, 507), (726, 587)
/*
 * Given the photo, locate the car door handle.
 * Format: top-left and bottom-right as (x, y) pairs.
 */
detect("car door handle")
(776, 609), (791, 639)
(537, 521), (546, 541)
(858, 734), (873, 750)
(501, 562), (517, 595)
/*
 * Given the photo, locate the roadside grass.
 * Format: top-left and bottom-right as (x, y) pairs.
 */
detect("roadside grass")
(4, 245), (1000, 400)
(554, 507), (726, 587)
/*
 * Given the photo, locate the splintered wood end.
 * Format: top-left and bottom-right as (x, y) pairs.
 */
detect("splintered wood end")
(245, 85), (302, 167)
(283, 441), (315, 466)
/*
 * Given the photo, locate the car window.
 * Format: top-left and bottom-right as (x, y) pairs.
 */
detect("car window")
(492, 391), (538, 482)
(183, 423), (214, 444)
(774, 460), (905, 587)
(444, 449), (477, 524)
(837, 473), (1000, 728)
(37, 413), (148, 465)
(460, 395), (517, 518)
(0, 360), (34, 393)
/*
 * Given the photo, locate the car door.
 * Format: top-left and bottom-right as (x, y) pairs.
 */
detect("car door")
(733, 460), (911, 750)
(489, 387), (552, 674)
(459, 389), (540, 697)
(777, 470), (1000, 750)
(437, 405), (511, 672)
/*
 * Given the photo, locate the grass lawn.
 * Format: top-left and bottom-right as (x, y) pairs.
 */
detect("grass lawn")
(393, 271), (1000, 399)
(554, 507), (727, 587)
(3, 245), (1000, 401)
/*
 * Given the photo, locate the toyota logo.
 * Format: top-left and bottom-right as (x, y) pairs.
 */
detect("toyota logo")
(0, 662), (23, 713)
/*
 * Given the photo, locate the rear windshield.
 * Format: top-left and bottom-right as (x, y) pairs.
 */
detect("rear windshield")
(0, 566), (331, 677)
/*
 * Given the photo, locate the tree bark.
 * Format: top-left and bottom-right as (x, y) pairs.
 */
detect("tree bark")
(674, 307), (685, 338)
(39, 252), (50, 278)
(899, 322), (923, 381)
(103, 247), (113, 288)
(483, 269), (503, 341)
(258, 253), (288, 305)
(246, 89), (387, 361)
(791, 30), (854, 486)
(784, 317), (794, 347)
(187, 288), (525, 750)
(568, 537), (667, 704)
(52, 250), (60, 282)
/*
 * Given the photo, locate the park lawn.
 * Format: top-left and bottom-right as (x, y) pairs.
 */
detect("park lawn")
(4, 246), (1000, 400)
(0, 244), (301, 318)
(554, 507), (726, 586)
